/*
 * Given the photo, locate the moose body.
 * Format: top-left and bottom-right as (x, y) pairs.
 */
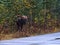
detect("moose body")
(16, 15), (28, 31)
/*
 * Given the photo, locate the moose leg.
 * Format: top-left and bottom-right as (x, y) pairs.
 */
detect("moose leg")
(20, 24), (23, 31)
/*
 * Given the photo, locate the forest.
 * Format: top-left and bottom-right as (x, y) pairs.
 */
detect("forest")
(0, 0), (60, 40)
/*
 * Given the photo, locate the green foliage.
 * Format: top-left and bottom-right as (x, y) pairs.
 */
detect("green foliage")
(0, 0), (60, 29)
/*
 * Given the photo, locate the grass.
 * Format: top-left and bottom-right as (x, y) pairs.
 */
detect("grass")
(0, 25), (60, 40)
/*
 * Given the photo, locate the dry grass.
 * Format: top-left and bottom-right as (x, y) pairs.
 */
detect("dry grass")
(0, 25), (60, 40)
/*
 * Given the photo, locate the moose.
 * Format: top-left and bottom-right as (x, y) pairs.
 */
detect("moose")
(16, 15), (28, 31)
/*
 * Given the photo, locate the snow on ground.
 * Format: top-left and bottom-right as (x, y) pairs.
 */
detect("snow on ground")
(0, 32), (60, 45)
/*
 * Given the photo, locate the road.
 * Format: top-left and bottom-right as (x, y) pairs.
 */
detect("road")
(0, 32), (60, 45)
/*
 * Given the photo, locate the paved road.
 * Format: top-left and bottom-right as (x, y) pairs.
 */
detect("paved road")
(0, 32), (60, 45)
